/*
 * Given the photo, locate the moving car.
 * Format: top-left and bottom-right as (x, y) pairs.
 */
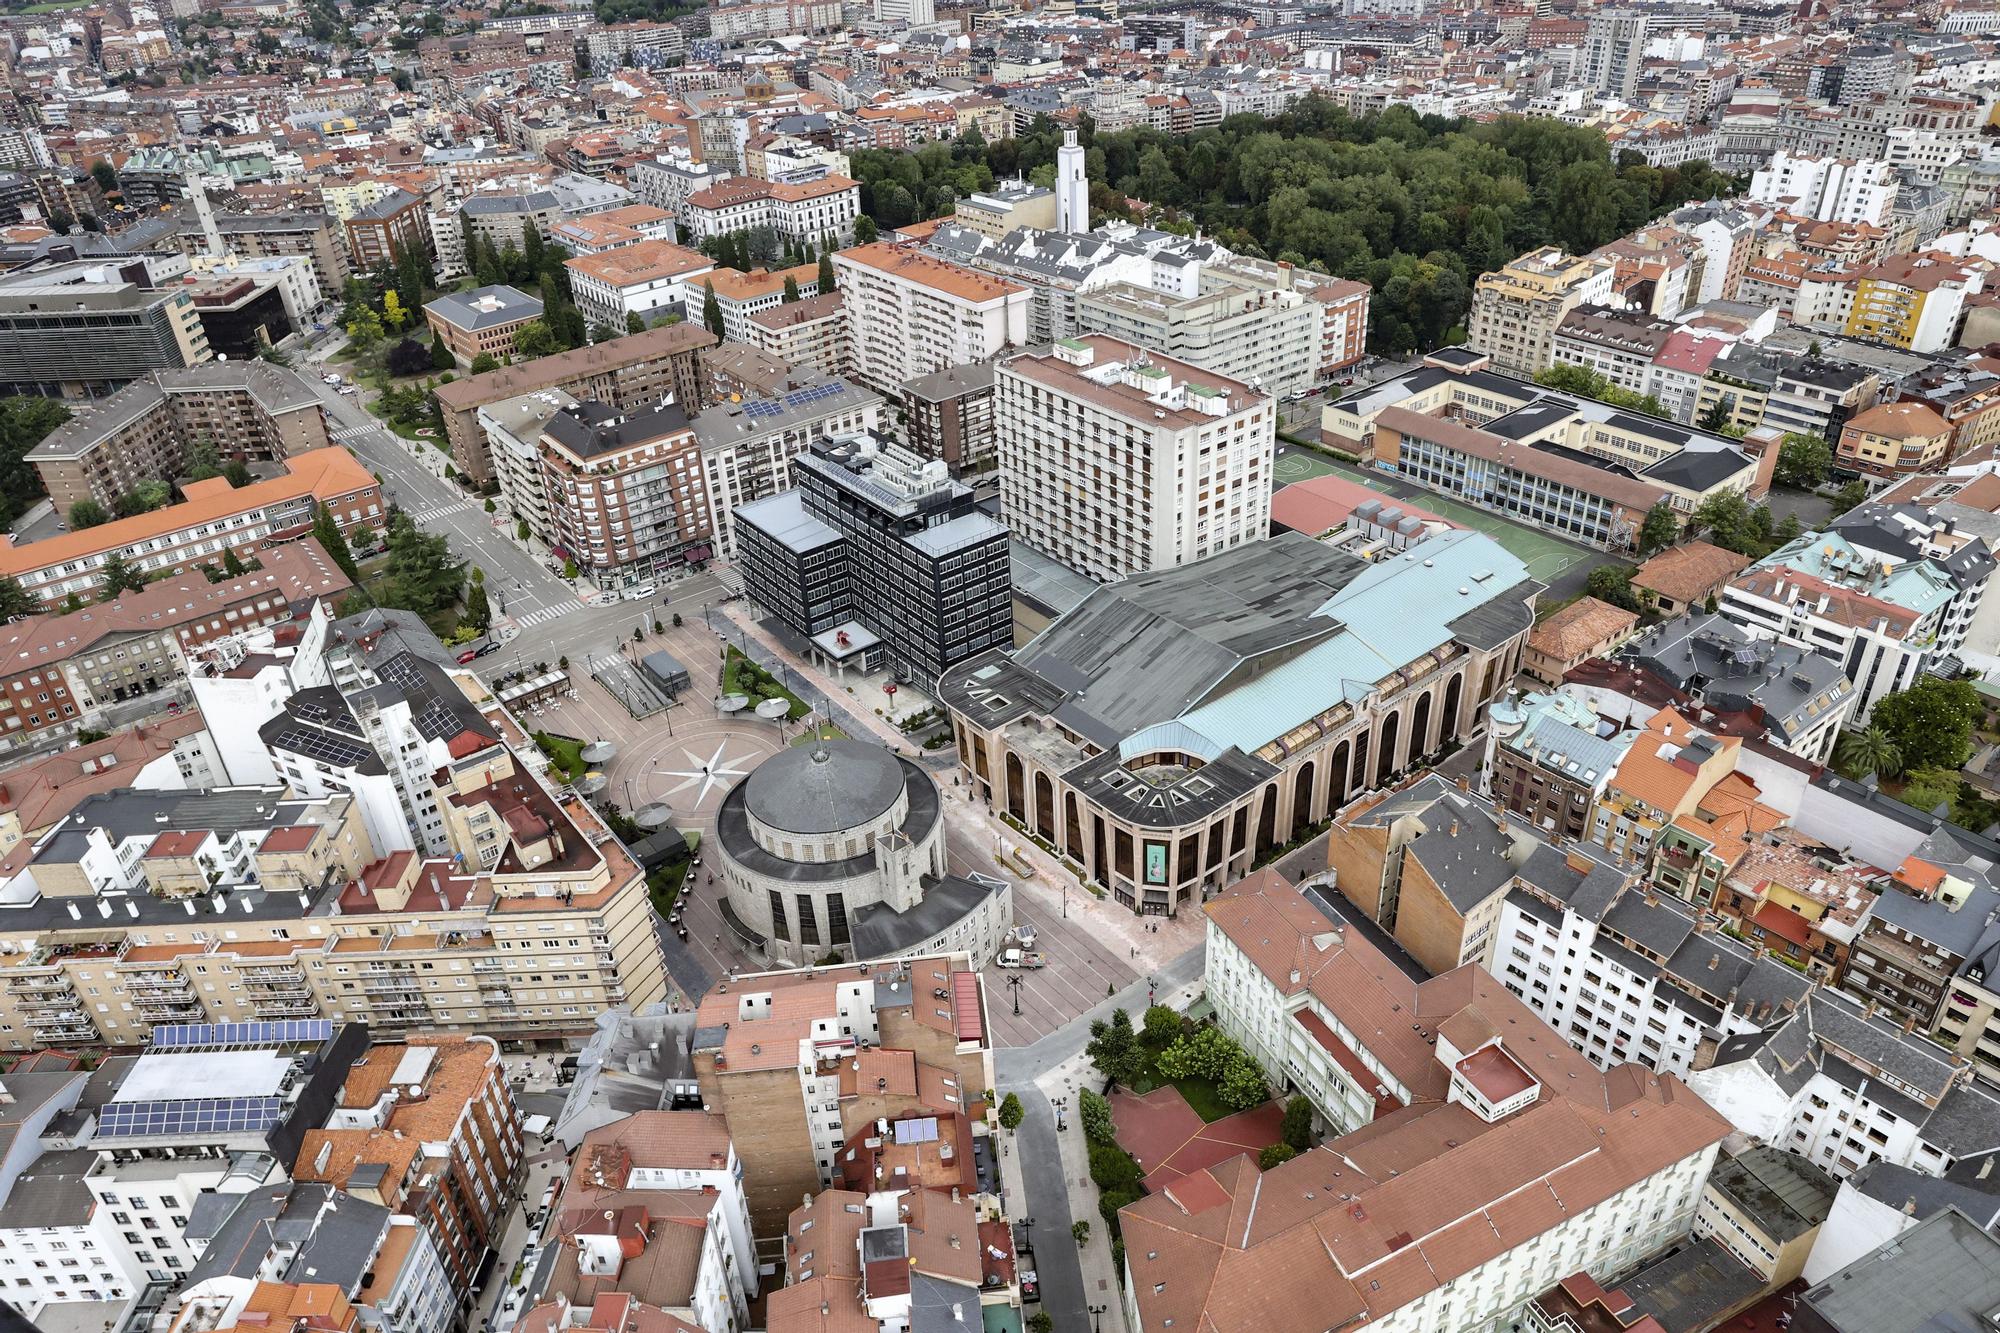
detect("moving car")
(997, 948), (1046, 969)
(622, 582), (658, 601)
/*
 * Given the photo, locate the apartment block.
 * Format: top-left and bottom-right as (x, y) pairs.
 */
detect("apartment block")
(690, 375), (883, 559)
(1749, 152), (1899, 226)
(737, 432), (1010, 686)
(901, 362), (995, 477)
(433, 322), (713, 483)
(538, 398), (713, 585)
(690, 955), (992, 1232)
(745, 291), (849, 379)
(1466, 246), (1617, 378)
(1836, 400), (1953, 476)
(0, 1023), (372, 1317)
(0, 540), (348, 742)
(26, 363), (332, 514)
(1720, 513), (1994, 721)
(293, 1035), (520, 1297)
(1689, 985), (2000, 1182)
(344, 188), (432, 268)
(995, 335), (1272, 581)
(832, 243), (1029, 395)
(1842, 252), (1987, 353)
(539, 1112), (756, 1330)
(0, 447), (382, 608)
(1304, 276), (1370, 379)
(703, 263), (823, 344)
(682, 175), (860, 248)
(1074, 256), (1326, 399)
(0, 779), (670, 1048)
(1169, 867), (1732, 1333)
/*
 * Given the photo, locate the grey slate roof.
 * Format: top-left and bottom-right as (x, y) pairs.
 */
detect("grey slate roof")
(1614, 612), (1853, 744)
(185, 1182), (389, 1289)
(1798, 1206), (2000, 1333)
(1849, 1160), (2000, 1231)
(1008, 534), (1364, 745)
(424, 284), (543, 332)
(0, 1147), (97, 1228)
(850, 872), (1007, 962)
(739, 740), (907, 835)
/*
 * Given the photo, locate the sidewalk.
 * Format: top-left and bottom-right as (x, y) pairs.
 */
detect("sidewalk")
(1043, 1051), (1130, 1333)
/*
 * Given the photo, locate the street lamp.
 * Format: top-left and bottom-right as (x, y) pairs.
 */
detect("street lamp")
(1006, 973), (1022, 1017)
(1089, 1305), (1108, 1333)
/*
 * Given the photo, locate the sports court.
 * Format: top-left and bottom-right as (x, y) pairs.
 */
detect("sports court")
(1273, 447), (1587, 586)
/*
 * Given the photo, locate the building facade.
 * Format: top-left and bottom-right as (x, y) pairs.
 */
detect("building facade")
(995, 336), (1273, 581)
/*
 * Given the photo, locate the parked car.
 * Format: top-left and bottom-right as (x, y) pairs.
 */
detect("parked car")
(997, 948), (1046, 969)
(1020, 1271), (1039, 1302)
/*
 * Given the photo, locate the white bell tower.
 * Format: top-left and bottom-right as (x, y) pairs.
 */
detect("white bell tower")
(1056, 127), (1088, 235)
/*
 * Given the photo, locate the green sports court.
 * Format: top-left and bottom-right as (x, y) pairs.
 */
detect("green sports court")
(1273, 447), (1587, 586)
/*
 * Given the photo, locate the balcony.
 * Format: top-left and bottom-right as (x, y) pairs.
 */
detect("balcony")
(251, 997), (322, 1018)
(135, 997), (205, 1021)
(7, 973), (76, 994)
(30, 1018), (99, 1043)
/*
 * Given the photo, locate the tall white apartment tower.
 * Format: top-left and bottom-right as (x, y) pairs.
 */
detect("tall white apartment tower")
(1056, 128), (1088, 234)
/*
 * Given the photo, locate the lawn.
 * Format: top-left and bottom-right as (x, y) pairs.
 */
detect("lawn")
(791, 723), (849, 747)
(1130, 1066), (1232, 1123)
(723, 646), (809, 720)
(1126, 1016), (1234, 1123)
(533, 731), (586, 781)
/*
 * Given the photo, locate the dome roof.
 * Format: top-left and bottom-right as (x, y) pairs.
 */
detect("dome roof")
(739, 740), (910, 836)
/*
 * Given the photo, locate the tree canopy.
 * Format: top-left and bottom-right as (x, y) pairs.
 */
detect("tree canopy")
(0, 398), (68, 527)
(381, 510), (467, 615)
(1872, 677), (1982, 775)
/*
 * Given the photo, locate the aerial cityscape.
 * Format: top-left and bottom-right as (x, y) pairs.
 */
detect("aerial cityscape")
(2, 0), (2000, 1331)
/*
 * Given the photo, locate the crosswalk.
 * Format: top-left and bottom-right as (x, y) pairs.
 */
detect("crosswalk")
(513, 601), (582, 630)
(331, 424), (380, 442)
(407, 499), (478, 523)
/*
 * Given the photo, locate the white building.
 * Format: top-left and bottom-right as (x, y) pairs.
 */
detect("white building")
(549, 1111), (757, 1333)
(1138, 869), (1734, 1333)
(832, 242), (1030, 395)
(189, 602), (506, 856)
(564, 239), (715, 330)
(1720, 514), (1994, 722)
(1688, 988), (2000, 1183)
(1493, 862), (1814, 1079)
(1748, 152), (1899, 227)
(995, 334), (1273, 581)
(682, 175), (859, 250)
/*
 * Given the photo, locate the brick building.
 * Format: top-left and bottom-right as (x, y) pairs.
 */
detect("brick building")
(432, 323), (714, 482)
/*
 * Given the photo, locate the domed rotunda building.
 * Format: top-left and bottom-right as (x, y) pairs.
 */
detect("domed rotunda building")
(714, 739), (1011, 968)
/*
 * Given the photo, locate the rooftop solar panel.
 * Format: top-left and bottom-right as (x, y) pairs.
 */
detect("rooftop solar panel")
(149, 1019), (335, 1049)
(96, 1095), (284, 1138)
